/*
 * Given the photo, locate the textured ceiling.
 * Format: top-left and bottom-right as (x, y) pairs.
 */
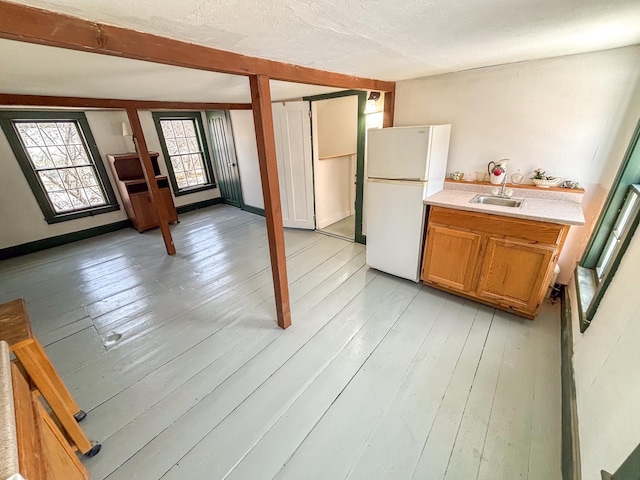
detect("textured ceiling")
(1, 0), (640, 103)
(7, 0), (640, 81)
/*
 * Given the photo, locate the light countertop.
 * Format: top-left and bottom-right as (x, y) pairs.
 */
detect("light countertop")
(424, 186), (585, 225)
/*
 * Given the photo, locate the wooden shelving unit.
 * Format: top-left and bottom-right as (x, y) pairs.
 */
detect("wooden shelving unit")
(107, 152), (178, 232)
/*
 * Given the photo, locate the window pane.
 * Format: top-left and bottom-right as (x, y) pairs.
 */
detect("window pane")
(39, 123), (63, 146)
(16, 123), (44, 146)
(48, 191), (73, 212)
(182, 120), (196, 137)
(57, 122), (81, 144)
(26, 146), (54, 169)
(171, 156), (185, 172)
(66, 188), (90, 209)
(594, 186), (640, 283)
(160, 120), (174, 139)
(186, 137), (200, 153)
(166, 138), (178, 156)
(68, 144), (90, 166)
(38, 170), (65, 192)
(175, 171), (187, 189)
(76, 166), (99, 187)
(85, 186), (106, 206)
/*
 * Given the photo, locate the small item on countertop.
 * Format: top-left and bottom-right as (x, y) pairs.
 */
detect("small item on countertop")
(531, 168), (561, 187)
(504, 188), (514, 197)
(450, 171), (463, 181)
(491, 187), (501, 195)
(487, 159), (509, 185)
(561, 180), (580, 189)
(463, 172), (476, 182)
(510, 169), (524, 184)
(476, 171), (487, 182)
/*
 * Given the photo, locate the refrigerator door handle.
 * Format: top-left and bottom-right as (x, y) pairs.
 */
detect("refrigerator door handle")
(367, 178), (428, 186)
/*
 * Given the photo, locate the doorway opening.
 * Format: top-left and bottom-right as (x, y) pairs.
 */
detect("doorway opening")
(305, 90), (367, 243)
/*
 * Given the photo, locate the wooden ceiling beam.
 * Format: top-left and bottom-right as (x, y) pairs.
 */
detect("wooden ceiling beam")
(0, 1), (395, 93)
(0, 94), (252, 110)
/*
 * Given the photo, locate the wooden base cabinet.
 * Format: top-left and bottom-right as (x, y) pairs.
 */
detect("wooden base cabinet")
(107, 152), (178, 233)
(421, 206), (568, 319)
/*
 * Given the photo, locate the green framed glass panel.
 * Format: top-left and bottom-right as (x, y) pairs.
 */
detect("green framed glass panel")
(152, 111), (216, 197)
(0, 111), (119, 224)
(578, 116), (640, 330)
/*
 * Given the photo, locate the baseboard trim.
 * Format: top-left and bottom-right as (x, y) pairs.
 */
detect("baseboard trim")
(176, 197), (223, 214)
(243, 204), (265, 217)
(1, 199), (226, 261)
(0, 220), (130, 260)
(561, 285), (582, 480)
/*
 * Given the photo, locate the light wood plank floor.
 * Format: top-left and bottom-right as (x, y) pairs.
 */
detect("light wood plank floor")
(0, 205), (562, 479)
(319, 214), (355, 241)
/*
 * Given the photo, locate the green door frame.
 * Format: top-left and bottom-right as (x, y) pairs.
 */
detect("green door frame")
(303, 90), (367, 244)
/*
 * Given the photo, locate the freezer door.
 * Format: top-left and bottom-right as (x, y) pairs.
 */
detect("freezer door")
(367, 126), (432, 180)
(365, 179), (428, 282)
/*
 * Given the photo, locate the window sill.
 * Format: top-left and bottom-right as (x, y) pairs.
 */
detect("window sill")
(45, 204), (120, 224)
(173, 183), (217, 197)
(574, 265), (596, 333)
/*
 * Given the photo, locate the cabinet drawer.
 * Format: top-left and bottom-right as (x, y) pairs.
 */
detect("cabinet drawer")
(429, 206), (564, 245)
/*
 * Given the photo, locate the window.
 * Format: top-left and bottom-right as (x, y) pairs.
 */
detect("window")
(152, 112), (216, 196)
(0, 111), (118, 223)
(577, 118), (640, 331)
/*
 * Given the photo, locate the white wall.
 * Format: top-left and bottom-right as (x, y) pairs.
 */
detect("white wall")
(568, 227), (640, 479)
(313, 96), (358, 229)
(229, 110), (263, 210)
(0, 109), (221, 250)
(394, 46), (640, 283)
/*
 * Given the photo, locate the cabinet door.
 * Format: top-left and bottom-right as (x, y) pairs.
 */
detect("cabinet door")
(421, 224), (483, 292)
(130, 192), (158, 231)
(476, 237), (555, 312)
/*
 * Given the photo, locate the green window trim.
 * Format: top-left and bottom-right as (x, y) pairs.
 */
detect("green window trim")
(151, 111), (216, 197)
(0, 111), (119, 224)
(577, 117), (640, 332)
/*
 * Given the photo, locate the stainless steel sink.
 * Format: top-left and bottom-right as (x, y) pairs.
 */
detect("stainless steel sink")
(470, 195), (525, 208)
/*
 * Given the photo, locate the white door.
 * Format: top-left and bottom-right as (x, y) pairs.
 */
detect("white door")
(272, 101), (315, 229)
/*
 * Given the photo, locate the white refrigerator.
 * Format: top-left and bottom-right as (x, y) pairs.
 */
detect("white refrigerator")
(365, 125), (451, 282)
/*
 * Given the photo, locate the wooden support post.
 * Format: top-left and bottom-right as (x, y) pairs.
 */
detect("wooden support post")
(125, 108), (176, 255)
(383, 89), (395, 128)
(249, 75), (291, 330)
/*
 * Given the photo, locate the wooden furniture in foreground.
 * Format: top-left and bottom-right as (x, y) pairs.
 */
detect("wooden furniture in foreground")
(1, 341), (89, 480)
(421, 206), (569, 319)
(107, 151), (179, 233)
(0, 298), (100, 457)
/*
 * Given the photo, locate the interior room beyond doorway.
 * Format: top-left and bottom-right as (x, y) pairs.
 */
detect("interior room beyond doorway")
(312, 95), (358, 241)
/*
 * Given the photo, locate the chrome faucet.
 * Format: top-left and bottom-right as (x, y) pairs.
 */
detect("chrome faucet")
(499, 169), (508, 196)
